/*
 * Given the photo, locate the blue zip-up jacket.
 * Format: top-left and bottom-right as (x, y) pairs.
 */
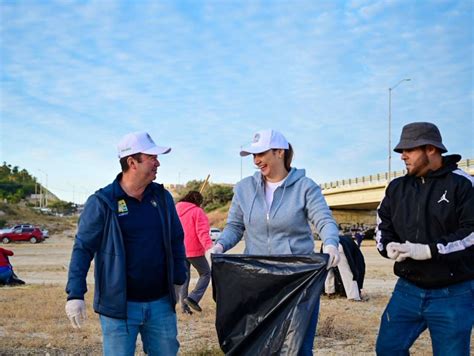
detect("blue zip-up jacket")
(66, 176), (186, 319)
(217, 168), (339, 254)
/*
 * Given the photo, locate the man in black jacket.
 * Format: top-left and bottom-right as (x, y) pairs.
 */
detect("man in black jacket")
(375, 122), (473, 355)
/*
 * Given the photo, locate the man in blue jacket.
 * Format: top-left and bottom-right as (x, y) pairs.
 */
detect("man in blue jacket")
(375, 122), (474, 355)
(65, 131), (187, 356)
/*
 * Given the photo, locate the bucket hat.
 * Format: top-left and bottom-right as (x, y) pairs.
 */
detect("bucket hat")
(394, 122), (447, 153)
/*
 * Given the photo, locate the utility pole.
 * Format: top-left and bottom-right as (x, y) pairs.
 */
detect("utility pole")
(388, 78), (411, 183)
(240, 145), (243, 180)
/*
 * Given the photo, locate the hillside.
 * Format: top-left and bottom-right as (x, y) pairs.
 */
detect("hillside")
(0, 203), (77, 234)
(0, 162), (37, 203)
(207, 201), (230, 229)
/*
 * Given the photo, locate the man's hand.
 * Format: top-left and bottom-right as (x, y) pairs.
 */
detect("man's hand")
(323, 244), (340, 270)
(386, 242), (402, 260)
(395, 241), (432, 262)
(65, 299), (86, 329)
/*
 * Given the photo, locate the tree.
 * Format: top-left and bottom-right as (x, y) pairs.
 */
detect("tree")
(49, 200), (76, 215)
(0, 162), (42, 202)
(177, 180), (234, 212)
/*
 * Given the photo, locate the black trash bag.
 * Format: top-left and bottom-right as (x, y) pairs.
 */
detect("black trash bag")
(212, 254), (328, 356)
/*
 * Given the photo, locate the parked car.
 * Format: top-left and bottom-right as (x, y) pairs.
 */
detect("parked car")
(4, 224), (49, 238)
(0, 227), (45, 244)
(210, 227), (222, 241)
(39, 228), (49, 238)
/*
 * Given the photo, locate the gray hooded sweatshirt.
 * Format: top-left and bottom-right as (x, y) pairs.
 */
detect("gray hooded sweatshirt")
(217, 167), (339, 254)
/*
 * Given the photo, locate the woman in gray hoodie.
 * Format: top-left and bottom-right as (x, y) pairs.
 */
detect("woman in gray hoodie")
(213, 129), (340, 355)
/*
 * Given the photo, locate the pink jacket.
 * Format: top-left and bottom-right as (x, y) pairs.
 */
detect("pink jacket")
(176, 202), (213, 258)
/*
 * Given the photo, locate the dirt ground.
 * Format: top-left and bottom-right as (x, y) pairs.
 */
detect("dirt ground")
(1, 231), (468, 355)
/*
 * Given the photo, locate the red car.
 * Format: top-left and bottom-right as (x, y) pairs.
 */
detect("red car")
(1, 227), (45, 244)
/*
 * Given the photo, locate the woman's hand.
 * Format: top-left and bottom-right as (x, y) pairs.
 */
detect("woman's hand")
(322, 244), (340, 270)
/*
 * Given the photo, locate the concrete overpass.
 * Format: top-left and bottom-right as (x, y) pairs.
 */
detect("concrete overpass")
(321, 158), (473, 210)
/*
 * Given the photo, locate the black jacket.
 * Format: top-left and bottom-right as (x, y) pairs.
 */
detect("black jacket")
(376, 154), (474, 288)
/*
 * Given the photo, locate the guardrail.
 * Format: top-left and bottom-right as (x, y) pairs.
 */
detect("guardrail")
(321, 158), (472, 190)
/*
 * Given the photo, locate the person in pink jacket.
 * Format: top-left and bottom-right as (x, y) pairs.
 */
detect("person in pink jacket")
(176, 191), (213, 314)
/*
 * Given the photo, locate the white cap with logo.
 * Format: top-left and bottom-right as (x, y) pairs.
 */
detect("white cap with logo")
(117, 131), (171, 159)
(239, 129), (289, 157)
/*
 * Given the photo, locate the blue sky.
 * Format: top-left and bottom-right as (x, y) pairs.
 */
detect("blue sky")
(1, 0), (472, 203)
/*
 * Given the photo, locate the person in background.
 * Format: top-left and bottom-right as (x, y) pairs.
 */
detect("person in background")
(375, 122), (474, 355)
(324, 235), (365, 301)
(212, 129), (340, 356)
(65, 131), (186, 356)
(354, 230), (364, 247)
(0, 247), (14, 284)
(176, 190), (213, 314)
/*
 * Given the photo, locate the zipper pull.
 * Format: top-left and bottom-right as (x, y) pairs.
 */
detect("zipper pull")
(266, 213), (270, 221)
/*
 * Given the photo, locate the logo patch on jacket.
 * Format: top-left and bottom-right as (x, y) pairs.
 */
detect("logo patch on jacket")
(118, 199), (129, 216)
(437, 190), (450, 204)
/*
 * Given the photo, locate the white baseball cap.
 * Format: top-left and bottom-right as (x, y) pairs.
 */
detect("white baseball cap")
(239, 129), (289, 157)
(117, 131), (171, 159)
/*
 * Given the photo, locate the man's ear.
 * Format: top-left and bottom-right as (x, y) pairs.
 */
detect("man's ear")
(127, 156), (137, 169)
(425, 144), (441, 159)
(425, 144), (436, 155)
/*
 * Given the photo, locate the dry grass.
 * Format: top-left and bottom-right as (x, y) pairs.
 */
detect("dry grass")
(0, 284), (222, 355)
(0, 284), (102, 354)
(0, 282), (436, 356)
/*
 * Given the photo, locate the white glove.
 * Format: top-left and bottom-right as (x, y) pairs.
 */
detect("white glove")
(205, 244), (224, 267)
(395, 241), (432, 262)
(65, 299), (87, 329)
(323, 244), (340, 270)
(386, 242), (402, 260)
(209, 243), (224, 255)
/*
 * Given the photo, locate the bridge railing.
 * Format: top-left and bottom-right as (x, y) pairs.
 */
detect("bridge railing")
(321, 158), (472, 191)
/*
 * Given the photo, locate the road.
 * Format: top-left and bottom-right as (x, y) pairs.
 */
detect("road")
(7, 232), (397, 298)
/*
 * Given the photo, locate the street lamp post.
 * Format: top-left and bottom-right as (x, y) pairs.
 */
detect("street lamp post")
(38, 169), (48, 207)
(240, 145), (243, 180)
(388, 78), (411, 182)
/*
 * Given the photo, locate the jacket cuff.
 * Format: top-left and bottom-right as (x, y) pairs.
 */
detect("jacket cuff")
(67, 296), (84, 301)
(322, 238), (339, 248)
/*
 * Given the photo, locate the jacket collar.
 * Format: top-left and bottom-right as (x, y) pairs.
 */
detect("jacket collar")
(425, 154), (461, 179)
(95, 173), (164, 210)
